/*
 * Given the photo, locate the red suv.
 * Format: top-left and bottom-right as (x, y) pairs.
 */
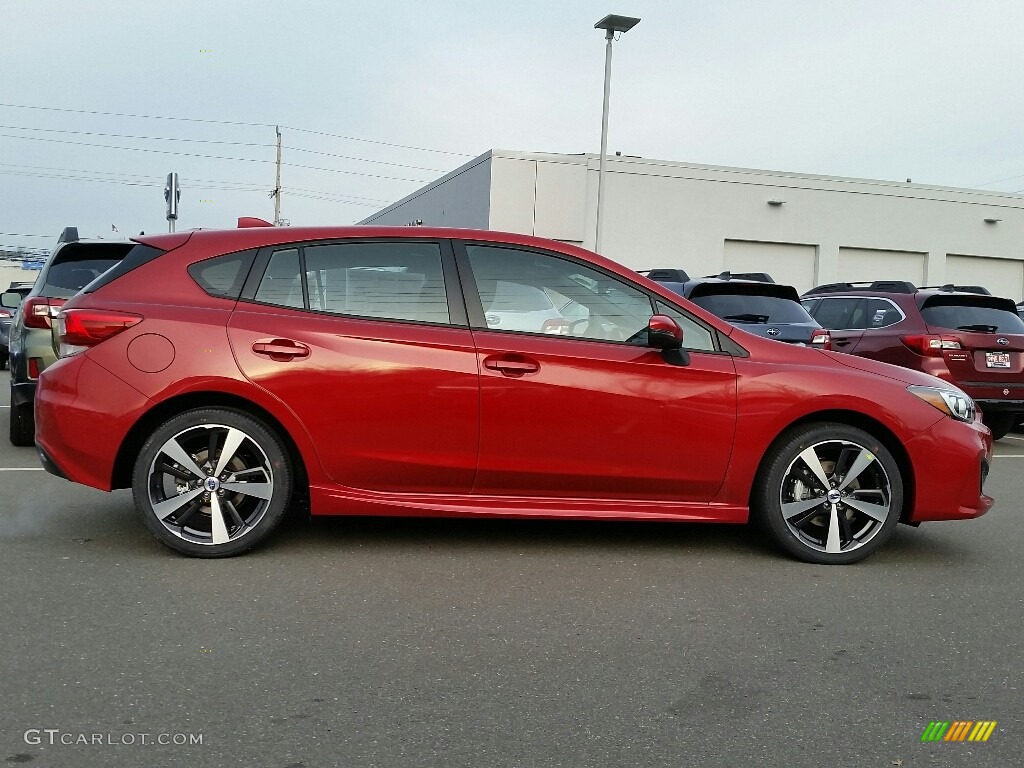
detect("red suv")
(34, 225), (993, 564)
(801, 281), (1024, 439)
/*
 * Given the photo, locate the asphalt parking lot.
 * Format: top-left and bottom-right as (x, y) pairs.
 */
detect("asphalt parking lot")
(1, 370), (1022, 768)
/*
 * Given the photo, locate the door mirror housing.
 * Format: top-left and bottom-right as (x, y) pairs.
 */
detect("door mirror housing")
(647, 314), (683, 350)
(1, 291), (23, 309)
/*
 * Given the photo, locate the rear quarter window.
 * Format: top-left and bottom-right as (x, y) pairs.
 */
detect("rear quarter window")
(189, 250), (258, 299)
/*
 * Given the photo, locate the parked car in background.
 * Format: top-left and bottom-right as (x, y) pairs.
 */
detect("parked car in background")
(8, 228), (133, 445)
(802, 281), (1024, 439)
(33, 224), (992, 564)
(0, 282), (34, 370)
(641, 269), (830, 348)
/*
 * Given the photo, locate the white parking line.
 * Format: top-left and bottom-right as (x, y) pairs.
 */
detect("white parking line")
(1000, 435), (1024, 442)
(0, 467), (44, 471)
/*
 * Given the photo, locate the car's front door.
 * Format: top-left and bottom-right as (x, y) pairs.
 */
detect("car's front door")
(458, 242), (738, 502)
(227, 239), (479, 494)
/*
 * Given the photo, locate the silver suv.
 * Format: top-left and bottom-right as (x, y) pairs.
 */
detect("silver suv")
(8, 228), (133, 445)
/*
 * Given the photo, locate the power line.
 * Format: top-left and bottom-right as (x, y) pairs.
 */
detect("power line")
(286, 126), (473, 157)
(0, 232), (53, 238)
(0, 133), (431, 183)
(0, 169), (385, 209)
(0, 102), (473, 157)
(284, 145), (442, 172)
(0, 162), (391, 202)
(0, 124), (273, 148)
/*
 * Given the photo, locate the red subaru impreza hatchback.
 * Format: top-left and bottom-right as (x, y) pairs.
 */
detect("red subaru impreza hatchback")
(34, 225), (993, 564)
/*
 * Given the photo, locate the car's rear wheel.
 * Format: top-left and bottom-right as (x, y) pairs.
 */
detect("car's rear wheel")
(9, 399), (35, 446)
(982, 412), (1013, 441)
(754, 423), (903, 565)
(131, 408), (293, 558)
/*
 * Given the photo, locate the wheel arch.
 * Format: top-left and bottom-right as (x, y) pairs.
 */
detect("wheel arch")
(751, 409), (916, 523)
(111, 391), (310, 506)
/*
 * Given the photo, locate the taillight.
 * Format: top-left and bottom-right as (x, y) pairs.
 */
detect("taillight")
(0, 309), (11, 318)
(27, 357), (41, 379)
(810, 330), (831, 350)
(23, 297), (66, 329)
(57, 309), (142, 357)
(900, 334), (962, 357)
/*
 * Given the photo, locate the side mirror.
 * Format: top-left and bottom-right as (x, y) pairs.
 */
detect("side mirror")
(647, 314), (683, 349)
(1, 291), (23, 309)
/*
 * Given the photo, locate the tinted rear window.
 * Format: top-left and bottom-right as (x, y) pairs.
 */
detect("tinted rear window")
(690, 293), (814, 323)
(84, 244), (167, 294)
(43, 258), (124, 297)
(920, 298), (1024, 334)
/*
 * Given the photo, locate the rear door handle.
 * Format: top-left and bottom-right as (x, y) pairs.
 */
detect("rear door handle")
(252, 339), (310, 361)
(482, 354), (540, 377)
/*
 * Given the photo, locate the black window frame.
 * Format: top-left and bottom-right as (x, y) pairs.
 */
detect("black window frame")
(452, 239), (730, 354)
(238, 237), (468, 327)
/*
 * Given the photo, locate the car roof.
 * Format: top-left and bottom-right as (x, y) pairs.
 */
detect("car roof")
(134, 226), (643, 282)
(802, 281), (993, 299)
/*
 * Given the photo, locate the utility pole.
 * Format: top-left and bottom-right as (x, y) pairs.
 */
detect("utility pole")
(273, 126), (282, 225)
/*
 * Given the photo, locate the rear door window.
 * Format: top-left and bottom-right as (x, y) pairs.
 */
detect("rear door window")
(810, 297), (867, 330)
(247, 240), (452, 325)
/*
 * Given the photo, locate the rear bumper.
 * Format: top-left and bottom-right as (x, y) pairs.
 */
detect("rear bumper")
(35, 354), (150, 491)
(904, 415), (994, 522)
(974, 398), (1024, 415)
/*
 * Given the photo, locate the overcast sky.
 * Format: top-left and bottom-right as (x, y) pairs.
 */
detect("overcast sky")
(2, 0), (1023, 252)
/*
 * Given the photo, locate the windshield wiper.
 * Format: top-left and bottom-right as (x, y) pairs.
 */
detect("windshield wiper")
(723, 313), (770, 323)
(955, 324), (999, 333)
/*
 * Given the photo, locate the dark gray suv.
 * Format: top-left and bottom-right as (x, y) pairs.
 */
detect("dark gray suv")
(8, 228), (133, 445)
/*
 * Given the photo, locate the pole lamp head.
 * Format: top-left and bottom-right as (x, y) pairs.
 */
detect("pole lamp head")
(594, 14), (641, 39)
(164, 173), (181, 221)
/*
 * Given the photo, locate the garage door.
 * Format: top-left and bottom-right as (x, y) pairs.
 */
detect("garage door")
(945, 255), (1023, 301)
(724, 240), (816, 292)
(838, 248), (925, 286)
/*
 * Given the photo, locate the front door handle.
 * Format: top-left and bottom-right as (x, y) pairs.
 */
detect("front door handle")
(482, 354), (540, 377)
(252, 338), (310, 361)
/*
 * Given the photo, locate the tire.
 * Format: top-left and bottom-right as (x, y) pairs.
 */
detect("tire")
(983, 413), (1013, 441)
(9, 400), (35, 446)
(131, 408), (294, 558)
(753, 423), (903, 565)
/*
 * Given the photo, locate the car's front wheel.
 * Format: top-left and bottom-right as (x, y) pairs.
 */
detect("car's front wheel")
(754, 423), (903, 564)
(131, 408), (293, 557)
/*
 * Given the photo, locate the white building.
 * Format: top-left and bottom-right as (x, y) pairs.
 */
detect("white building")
(360, 150), (1024, 298)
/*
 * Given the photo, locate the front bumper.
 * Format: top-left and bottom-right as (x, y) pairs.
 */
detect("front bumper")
(904, 414), (993, 522)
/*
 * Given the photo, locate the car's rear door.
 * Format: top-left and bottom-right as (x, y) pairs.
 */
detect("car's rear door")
(805, 296), (867, 352)
(227, 238), (479, 494)
(458, 241), (738, 502)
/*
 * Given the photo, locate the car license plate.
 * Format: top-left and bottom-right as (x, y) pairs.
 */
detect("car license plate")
(986, 351), (1011, 368)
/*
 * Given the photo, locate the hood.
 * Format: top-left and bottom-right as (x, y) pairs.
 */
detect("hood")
(820, 350), (953, 390)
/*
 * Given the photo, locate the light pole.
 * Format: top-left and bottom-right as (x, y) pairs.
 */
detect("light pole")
(593, 13), (640, 254)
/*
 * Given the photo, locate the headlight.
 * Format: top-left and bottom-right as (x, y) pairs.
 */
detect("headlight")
(907, 385), (976, 423)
